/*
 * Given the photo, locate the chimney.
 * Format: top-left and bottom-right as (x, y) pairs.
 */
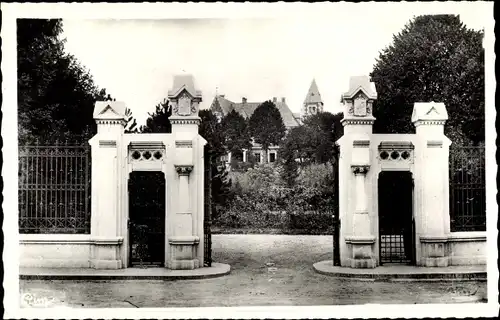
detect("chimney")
(281, 97), (286, 103)
(242, 97), (247, 103)
(220, 94), (225, 98)
(273, 97), (277, 103)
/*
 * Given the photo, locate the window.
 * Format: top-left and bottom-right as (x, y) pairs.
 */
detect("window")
(269, 152), (276, 163)
(310, 106), (317, 114)
(254, 153), (261, 163)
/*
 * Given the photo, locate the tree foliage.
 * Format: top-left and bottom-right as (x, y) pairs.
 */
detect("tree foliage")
(370, 14), (484, 145)
(17, 19), (118, 144)
(198, 109), (231, 220)
(221, 109), (252, 155)
(248, 100), (286, 162)
(279, 112), (343, 185)
(199, 109), (226, 161)
(301, 112), (343, 163)
(140, 99), (172, 133)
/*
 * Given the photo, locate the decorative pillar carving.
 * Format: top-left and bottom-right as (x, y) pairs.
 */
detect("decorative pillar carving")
(412, 102), (451, 267)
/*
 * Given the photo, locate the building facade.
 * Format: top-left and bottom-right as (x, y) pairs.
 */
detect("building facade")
(209, 79), (324, 168)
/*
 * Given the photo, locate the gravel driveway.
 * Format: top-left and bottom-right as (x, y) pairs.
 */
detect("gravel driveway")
(20, 234), (486, 308)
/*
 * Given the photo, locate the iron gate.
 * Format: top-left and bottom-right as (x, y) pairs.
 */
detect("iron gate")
(449, 146), (486, 231)
(203, 148), (213, 267)
(128, 171), (166, 267)
(378, 171), (415, 264)
(332, 147), (341, 266)
(18, 141), (91, 234)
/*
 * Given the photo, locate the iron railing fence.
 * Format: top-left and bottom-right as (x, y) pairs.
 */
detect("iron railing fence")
(18, 140), (91, 234)
(203, 148), (214, 267)
(449, 145), (486, 232)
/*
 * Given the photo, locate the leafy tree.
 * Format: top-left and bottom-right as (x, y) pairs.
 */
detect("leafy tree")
(140, 99), (172, 133)
(221, 109), (252, 156)
(370, 14), (484, 145)
(17, 19), (115, 144)
(248, 100), (286, 163)
(199, 110), (231, 220)
(302, 112), (343, 163)
(199, 110), (226, 160)
(279, 112), (343, 185)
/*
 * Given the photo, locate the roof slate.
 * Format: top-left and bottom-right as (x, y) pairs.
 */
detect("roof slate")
(211, 96), (300, 128)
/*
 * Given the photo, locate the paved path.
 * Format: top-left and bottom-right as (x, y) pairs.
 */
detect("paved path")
(19, 235), (487, 308)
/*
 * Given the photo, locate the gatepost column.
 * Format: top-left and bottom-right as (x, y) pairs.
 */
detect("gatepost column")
(166, 74), (204, 269)
(412, 102), (451, 267)
(338, 76), (377, 268)
(89, 100), (126, 269)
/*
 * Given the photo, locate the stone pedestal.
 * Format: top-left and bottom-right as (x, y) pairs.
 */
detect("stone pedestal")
(90, 237), (124, 269)
(167, 236), (200, 270)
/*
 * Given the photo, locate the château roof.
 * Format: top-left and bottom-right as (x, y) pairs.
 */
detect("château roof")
(304, 79), (323, 105)
(210, 95), (300, 128)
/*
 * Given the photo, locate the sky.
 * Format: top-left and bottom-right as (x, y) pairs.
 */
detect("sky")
(61, 3), (489, 126)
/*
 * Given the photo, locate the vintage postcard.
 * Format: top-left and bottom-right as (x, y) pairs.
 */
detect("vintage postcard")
(2, 2), (497, 319)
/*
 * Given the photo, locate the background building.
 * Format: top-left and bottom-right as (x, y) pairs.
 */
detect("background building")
(209, 79), (324, 167)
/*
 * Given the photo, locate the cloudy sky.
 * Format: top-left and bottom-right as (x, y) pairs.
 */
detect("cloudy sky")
(61, 2), (490, 125)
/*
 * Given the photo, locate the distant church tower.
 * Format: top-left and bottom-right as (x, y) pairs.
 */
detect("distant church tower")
(302, 79), (324, 121)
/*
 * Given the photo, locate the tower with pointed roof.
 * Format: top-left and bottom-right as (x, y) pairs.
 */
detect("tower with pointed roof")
(302, 79), (324, 121)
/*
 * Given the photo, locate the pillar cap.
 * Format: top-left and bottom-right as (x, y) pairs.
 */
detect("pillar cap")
(411, 102), (448, 124)
(341, 76), (377, 120)
(168, 74), (203, 118)
(93, 101), (127, 121)
(341, 75), (377, 102)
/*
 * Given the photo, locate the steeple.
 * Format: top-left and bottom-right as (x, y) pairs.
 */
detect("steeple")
(302, 78), (324, 120)
(304, 79), (323, 105)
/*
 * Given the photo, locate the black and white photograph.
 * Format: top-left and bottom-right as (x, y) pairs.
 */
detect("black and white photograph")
(2, 2), (497, 319)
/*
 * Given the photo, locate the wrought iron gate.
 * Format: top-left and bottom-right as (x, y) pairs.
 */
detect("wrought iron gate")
(18, 140), (91, 234)
(332, 147), (341, 266)
(203, 149), (213, 267)
(128, 171), (166, 267)
(378, 171), (415, 265)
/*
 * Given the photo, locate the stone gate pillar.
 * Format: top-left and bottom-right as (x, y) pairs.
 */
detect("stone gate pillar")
(412, 102), (451, 267)
(166, 74), (206, 269)
(89, 101), (127, 269)
(337, 76), (378, 268)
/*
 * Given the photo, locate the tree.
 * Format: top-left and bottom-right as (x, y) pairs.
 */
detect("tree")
(370, 14), (484, 145)
(279, 112), (343, 185)
(17, 19), (115, 144)
(199, 110), (226, 160)
(199, 110), (231, 220)
(140, 99), (172, 133)
(302, 112), (343, 163)
(248, 100), (286, 163)
(221, 109), (252, 156)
